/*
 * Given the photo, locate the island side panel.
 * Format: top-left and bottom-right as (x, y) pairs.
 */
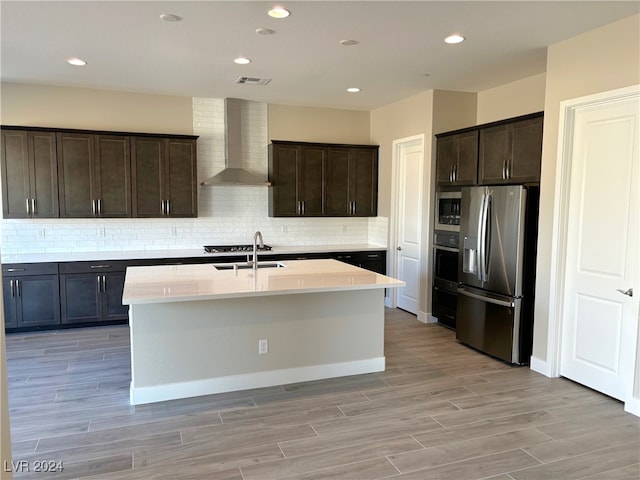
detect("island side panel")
(129, 289), (385, 404)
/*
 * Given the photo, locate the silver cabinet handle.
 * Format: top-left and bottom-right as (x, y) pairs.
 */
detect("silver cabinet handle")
(92, 199), (96, 216)
(97, 275), (102, 293)
(450, 165), (454, 183)
(502, 159), (507, 180)
(31, 198), (36, 215)
(10, 280), (15, 297)
(507, 158), (512, 179)
(166, 199), (170, 215)
(453, 164), (458, 183)
(98, 198), (102, 215)
(616, 288), (633, 297)
(26, 198), (31, 215)
(90, 264), (111, 269)
(102, 275), (106, 292)
(161, 200), (166, 215)
(301, 201), (305, 215)
(6, 268), (25, 272)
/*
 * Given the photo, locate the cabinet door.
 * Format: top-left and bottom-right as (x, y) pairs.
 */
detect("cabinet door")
(60, 273), (101, 324)
(454, 131), (479, 186)
(166, 139), (197, 217)
(95, 135), (131, 217)
(57, 132), (95, 217)
(1, 130), (30, 217)
(351, 147), (378, 216)
(298, 146), (325, 216)
(436, 135), (457, 186)
(2, 278), (18, 328)
(325, 147), (350, 215)
(102, 271), (128, 321)
(509, 117), (543, 183)
(269, 143), (301, 216)
(16, 275), (60, 328)
(1, 130), (58, 218)
(132, 137), (165, 217)
(479, 124), (512, 185)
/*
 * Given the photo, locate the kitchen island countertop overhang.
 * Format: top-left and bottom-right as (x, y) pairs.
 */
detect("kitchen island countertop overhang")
(123, 259), (405, 405)
(122, 258), (403, 305)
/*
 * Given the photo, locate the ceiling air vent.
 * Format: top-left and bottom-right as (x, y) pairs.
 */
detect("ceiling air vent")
(235, 76), (271, 86)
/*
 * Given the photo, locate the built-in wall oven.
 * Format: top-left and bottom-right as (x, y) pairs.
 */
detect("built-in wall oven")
(432, 231), (459, 329)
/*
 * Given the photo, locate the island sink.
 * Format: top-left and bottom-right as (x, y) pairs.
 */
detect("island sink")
(212, 262), (286, 270)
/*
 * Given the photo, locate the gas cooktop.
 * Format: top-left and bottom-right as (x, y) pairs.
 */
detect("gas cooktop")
(203, 244), (272, 253)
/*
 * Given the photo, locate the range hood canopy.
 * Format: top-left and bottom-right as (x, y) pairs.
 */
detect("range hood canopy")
(201, 98), (271, 186)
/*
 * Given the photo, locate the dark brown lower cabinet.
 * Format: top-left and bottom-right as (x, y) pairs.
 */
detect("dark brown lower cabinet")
(3, 250), (387, 332)
(59, 262), (129, 325)
(2, 263), (60, 329)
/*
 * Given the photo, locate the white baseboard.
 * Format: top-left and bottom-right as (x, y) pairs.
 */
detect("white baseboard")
(624, 396), (640, 417)
(417, 311), (437, 324)
(529, 356), (552, 377)
(130, 357), (386, 405)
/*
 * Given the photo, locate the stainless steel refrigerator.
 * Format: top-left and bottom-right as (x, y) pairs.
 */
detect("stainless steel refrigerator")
(457, 185), (539, 364)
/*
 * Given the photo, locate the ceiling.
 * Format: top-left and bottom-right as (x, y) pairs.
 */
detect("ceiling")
(1, 1), (638, 111)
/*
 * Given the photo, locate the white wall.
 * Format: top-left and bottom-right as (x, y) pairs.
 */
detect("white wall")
(532, 14), (640, 367)
(477, 73), (546, 124)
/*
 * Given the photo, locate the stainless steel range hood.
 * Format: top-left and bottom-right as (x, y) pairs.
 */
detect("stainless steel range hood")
(201, 98), (271, 186)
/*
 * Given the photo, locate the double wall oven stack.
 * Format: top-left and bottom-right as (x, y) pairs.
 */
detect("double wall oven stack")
(432, 192), (461, 329)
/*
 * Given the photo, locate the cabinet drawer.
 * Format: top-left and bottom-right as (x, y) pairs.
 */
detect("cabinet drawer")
(59, 260), (130, 274)
(2, 262), (58, 276)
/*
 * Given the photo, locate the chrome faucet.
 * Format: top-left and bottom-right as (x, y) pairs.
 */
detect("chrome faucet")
(251, 231), (264, 270)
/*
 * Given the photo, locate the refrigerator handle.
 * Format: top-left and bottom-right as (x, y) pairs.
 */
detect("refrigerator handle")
(479, 192), (490, 282)
(457, 287), (514, 308)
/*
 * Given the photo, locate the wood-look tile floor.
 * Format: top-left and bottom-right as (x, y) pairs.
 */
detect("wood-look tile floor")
(5, 308), (640, 479)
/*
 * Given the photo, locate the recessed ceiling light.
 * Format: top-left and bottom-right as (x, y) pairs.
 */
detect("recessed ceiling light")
(234, 57), (251, 65)
(347, 87), (361, 93)
(160, 13), (182, 22)
(256, 28), (275, 35)
(339, 40), (359, 46)
(268, 6), (290, 19)
(67, 57), (87, 66)
(444, 34), (465, 44)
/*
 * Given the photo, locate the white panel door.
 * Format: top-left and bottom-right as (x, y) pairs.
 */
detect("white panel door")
(395, 139), (423, 314)
(560, 94), (639, 401)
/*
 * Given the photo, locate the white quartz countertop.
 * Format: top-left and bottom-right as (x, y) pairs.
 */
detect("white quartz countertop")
(1, 244), (386, 264)
(122, 259), (404, 305)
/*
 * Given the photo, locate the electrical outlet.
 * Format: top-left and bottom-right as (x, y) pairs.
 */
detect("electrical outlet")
(258, 339), (269, 354)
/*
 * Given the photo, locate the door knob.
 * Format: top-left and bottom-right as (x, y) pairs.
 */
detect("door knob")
(397, 246), (402, 251)
(616, 288), (633, 297)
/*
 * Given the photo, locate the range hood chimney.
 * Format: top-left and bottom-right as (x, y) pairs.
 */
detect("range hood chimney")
(201, 98), (271, 186)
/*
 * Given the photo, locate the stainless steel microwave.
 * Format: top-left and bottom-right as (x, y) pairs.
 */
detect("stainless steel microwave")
(435, 191), (461, 232)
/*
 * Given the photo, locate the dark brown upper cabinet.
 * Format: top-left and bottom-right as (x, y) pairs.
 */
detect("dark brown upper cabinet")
(269, 140), (378, 218)
(326, 146), (378, 216)
(479, 114), (543, 185)
(435, 130), (478, 187)
(268, 141), (326, 217)
(131, 137), (197, 218)
(1, 129), (59, 218)
(57, 133), (132, 217)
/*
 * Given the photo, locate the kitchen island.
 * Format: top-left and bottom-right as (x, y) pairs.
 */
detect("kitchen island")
(122, 259), (404, 405)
